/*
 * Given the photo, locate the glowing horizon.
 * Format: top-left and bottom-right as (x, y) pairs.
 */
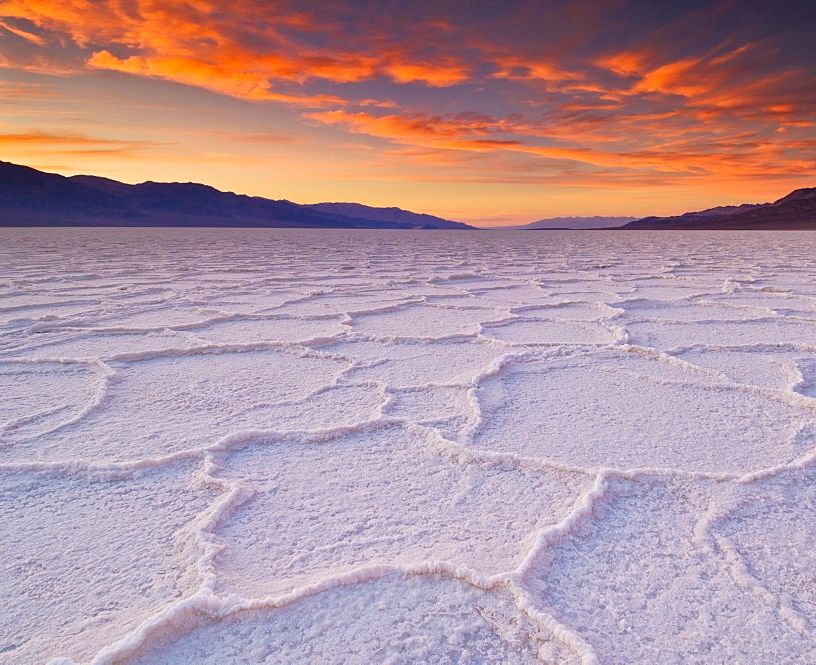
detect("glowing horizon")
(1, 1), (813, 226)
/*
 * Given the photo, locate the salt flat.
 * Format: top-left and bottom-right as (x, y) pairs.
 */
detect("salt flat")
(1, 228), (816, 664)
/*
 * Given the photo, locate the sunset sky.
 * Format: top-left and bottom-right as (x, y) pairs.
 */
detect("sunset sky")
(1, 1), (814, 225)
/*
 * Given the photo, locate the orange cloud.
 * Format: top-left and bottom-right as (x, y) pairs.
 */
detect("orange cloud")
(595, 50), (650, 77)
(86, 50), (348, 106)
(0, 0), (473, 105)
(0, 1), (812, 213)
(383, 61), (470, 87)
(0, 128), (165, 160)
(0, 80), (51, 102)
(307, 106), (815, 181)
(0, 16), (46, 45)
(633, 58), (708, 97)
(308, 109), (500, 139)
(493, 56), (581, 82)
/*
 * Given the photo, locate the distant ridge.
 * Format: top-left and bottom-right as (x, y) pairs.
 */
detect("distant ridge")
(511, 216), (637, 230)
(305, 202), (470, 230)
(623, 188), (816, 230)
(0, 161), (474, 230)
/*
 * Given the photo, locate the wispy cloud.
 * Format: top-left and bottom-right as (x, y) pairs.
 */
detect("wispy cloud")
(0, 0), (812, 217)
(0, 128), (166, 156)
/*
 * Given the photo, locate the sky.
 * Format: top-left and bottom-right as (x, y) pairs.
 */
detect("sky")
(0, 1), (814, 226)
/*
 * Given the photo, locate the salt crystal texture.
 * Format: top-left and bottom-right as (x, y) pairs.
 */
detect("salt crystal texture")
(1, 227), (816, 664)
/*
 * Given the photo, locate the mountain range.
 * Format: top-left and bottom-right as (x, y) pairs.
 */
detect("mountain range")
(622, 188), (816, 230)
(0, 161), (472, 230)
(511, 216), (637, 230)
(1, 161), (814, 230)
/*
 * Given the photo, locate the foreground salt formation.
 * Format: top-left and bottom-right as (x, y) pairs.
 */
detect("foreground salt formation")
(1, 228), (816, 664)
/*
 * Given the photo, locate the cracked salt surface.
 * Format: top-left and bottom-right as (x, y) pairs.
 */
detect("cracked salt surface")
(2, 228), (816, 664)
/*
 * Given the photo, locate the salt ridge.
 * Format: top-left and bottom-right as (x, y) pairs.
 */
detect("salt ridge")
(2, 228), (816, 663)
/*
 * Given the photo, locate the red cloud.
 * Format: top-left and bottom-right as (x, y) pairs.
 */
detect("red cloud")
(0, 1), (812, 204)
(0, 0), (474, 103)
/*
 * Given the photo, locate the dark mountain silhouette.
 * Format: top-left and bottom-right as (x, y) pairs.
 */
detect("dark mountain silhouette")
(623, 188), (816, 230)
(5, 161), (811, 231)
(305, 202), (471, 230)
(0, 162), (474, 230)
